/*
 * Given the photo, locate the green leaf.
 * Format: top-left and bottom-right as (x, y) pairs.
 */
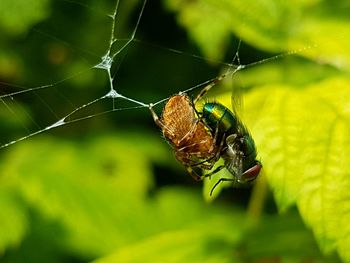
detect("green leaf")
(0, 130), (246, 261)
(94, 203), (332, 263)
(94, 227), (239, 263)
(0, 134), (163, 257)
(240, 211), (338, 262)
(0, 133), (241, 260)
(162, 1), (350, 259)
(1, 132), (336, 262)
(234, 76), (350, 261)
(0, 0), (50, 36)
(0, 188), (28, 255)
(164, 0), (350, 70)
(94, 188), (245, 263)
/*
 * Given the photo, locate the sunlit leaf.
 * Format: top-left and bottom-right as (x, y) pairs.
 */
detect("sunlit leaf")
(164, 0), (350, 70)
(232, 76), (350, 261)
(1, 131), (337, 262)
(94, 226), (239, 263)
(0, 133), (240, 260)
(0, 188), (28, 255)
(94, 187), (245, 263)
(94, 202), (332, 263)
(164, 2), (350, 257)
(0, 134), (164, 257)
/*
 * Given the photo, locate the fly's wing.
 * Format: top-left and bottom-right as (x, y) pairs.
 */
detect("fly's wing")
(230, 73), (244, 117)
(230, 72), (250, 137)
(228, 39), (244, 118)
(225, 134), (244, 178)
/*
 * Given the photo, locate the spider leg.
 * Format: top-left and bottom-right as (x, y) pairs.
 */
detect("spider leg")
(185, 127), (225, 171)
(149, 103), (176, 138)
(178, 119), (199, 145)
(210, 177), (236, 196)
(149, 103), (162, 127)
(175, 151), (209, 180)
(188, 97), (202, 119)
(211, 125), (226, 158)
(181, 124), (227, 175)
(198, 120), (227, 172)
(180, 154), (215, 170)
(186, 123), (227, 176)
(194, 73), (228, 103)
(188, 153), (218, 168)
(177, 137), (223, 170)
(202, 106), (229, 161)
(186, 166), (202, 181)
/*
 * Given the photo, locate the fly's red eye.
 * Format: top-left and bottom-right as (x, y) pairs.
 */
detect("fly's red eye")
(242, 163), (262, 181)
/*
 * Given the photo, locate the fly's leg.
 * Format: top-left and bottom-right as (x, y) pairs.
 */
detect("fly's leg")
(210, 177), (235, 196)
(203, 165), (225, 179)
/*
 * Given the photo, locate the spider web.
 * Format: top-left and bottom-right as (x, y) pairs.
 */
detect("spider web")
(0, 0), (311, 150)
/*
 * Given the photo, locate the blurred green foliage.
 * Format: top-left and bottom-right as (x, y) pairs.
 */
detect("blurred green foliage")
(0, 0), (50, 36)
(0, 135), (336, 262)
(0, 0), (349, 262)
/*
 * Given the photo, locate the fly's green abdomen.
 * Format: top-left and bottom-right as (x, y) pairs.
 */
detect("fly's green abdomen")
(242, 134), (257, 171)
(202, 102), (238, 135)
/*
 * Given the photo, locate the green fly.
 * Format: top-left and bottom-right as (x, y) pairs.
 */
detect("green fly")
(195, 73), (262, 195)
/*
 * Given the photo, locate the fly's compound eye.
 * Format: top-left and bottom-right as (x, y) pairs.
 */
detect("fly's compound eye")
(241, 162), (262, 182)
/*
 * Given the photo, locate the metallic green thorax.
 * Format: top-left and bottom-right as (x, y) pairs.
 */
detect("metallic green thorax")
(202, 102), (258, 173)
(202, 103), (238, 136)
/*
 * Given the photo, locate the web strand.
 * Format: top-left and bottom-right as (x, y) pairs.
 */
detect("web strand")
(0, 67), (94, 99)
(0, 0), (312, 150)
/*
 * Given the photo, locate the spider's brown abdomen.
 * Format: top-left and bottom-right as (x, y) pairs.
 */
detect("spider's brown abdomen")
(161, 94), (215, 157)
(161, 95), (196, 146)
(185, 121), (215, 156)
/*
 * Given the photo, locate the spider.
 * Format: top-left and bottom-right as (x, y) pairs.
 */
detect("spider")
(149, 92), (223, 181)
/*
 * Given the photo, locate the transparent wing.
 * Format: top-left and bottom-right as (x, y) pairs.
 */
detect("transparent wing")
(229, 39), (244, 117)
(230, 73), (244, 117)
